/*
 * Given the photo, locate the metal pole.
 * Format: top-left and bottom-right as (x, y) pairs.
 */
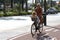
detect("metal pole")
(44, 0), (46, 26)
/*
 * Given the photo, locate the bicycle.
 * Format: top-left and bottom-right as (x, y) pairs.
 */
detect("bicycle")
(31, 18), (43, 37)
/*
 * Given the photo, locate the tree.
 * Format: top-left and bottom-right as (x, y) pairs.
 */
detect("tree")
(19, 0), (28, 12)
(51, 0), (52, 7)
(21, 0), (24, 11)
(41, 0), (43, 7)
(25, 0), (28, 12)
(3, 0), (6, 16)
(11, 0), (13, 8)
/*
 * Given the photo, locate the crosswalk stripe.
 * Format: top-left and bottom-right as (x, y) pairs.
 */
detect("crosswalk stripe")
(45, 28), (54, 32)
(53, 29), (59, 32)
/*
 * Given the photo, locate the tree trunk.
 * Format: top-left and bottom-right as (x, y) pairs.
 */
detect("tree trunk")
(18, 0), (21, 14)
(41, 0), (43, 7)
(25, 0), (28, 12)
(35, 0), (37, 4)
(11, 0), (13, 8)
(22, 0), (24, 11)
(3, 0), (6, 16)
(51, 0), (52, 7)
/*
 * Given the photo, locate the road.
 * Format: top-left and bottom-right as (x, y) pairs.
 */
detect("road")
(0, 13), (60, 40)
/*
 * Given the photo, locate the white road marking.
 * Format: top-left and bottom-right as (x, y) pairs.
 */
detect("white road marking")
(53, 29), (59, 32)
(9, 32), (30, 40)
(45, 28), (54, 32)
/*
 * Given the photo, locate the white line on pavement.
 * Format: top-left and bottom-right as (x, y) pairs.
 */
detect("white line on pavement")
(53, 29), (59, 32)
(45, 28), (54, 32)
(8, 32), (30, 40)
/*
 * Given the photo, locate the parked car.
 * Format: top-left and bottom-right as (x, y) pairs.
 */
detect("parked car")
(46, 7), (58, 14)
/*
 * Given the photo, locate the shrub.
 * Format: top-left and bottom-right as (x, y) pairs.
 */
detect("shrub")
(6, 11), (18, 16)
(19, 11), (32, 15)
(0, 12), (4, 17)
(0, 11), (32, 17)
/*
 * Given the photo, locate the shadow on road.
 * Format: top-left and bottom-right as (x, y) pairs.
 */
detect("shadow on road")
(32, 32), (53, 40)
(36, 33), (52, 40)
(34, 25), (60, 40)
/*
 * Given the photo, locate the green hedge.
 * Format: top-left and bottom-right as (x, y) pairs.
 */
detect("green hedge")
(6, 12), (19, 16)
(19, 12), (32, 15)
(54, 6), (60, 11)
(0, 11), (32, 17)
(0, 12), (4, 17)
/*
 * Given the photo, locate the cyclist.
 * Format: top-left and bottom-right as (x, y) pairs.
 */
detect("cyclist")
(35, 3), (43, 24)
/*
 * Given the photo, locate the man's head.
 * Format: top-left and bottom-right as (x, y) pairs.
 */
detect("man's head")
(36, 3), (41, 7)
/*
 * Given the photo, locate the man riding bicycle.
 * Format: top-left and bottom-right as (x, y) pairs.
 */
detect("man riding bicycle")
(31, 3), (43, 33)
(35, 3), (43, 24)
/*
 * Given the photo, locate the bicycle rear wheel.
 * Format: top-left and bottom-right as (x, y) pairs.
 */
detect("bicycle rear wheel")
(31, 24), (36, 37)
(39, 23), (43, 33)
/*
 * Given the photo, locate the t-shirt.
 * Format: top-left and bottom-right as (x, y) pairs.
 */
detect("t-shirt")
(35, 7), (43, 23)
(35, 7), (42, 18)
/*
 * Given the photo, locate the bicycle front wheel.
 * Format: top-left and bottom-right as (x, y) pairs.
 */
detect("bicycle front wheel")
(31, 24), (36, 37)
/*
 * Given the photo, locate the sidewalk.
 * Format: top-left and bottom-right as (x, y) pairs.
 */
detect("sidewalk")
(9, 25), (60, 40)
